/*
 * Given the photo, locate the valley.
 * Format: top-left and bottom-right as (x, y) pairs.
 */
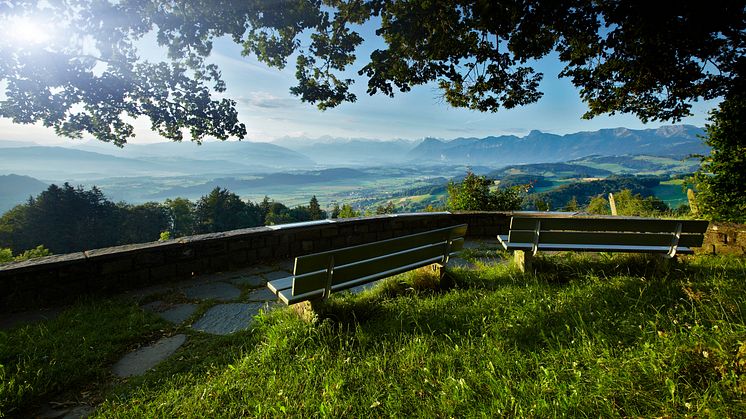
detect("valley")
(0, 125), (706, 214)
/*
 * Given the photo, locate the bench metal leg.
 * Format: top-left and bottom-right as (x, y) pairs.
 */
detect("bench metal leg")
(514, 250), (533, 273)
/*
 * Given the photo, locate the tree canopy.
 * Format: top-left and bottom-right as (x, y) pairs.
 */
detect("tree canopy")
(1, 1), (742, 145)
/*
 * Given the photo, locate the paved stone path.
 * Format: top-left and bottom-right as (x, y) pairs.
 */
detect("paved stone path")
(112, 334), (187, 377)
(105, 265), (291, 383)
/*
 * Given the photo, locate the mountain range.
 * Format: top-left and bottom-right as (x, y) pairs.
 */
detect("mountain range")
(405, 125), (706, 166)
(0, 125), (707, 179)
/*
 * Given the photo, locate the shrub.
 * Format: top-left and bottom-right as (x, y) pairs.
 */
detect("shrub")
(448, 171), (524, 211)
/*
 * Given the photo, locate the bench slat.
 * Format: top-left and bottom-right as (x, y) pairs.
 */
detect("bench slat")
(330, 255), (445, 294)
(292, 241), (450, 295)
(278, 288), (324, 305)
(294, 224), (467, 275)
(267, 276), (293, 294)
(280, 255), (445, 304)
(331, 242), (448, 286)
(510, 217), (708, 234)
(507, 230), (704, 247)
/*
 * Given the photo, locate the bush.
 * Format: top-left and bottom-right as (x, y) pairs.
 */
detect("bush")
(0, 245), (51, 264)
(448, 171), (524, 211)
(586, 190), (670, 217)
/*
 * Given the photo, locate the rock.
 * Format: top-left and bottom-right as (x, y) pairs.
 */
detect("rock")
(183, 282), (241, 301)
(246, 288), (278, 302)
(141, 301), (198, 324)
(244, 265), (275, 275)
(140, 300), (169, 313)
(262, 270), (292, 281)
(230, 275), (265, 287)
(159, 304), (198, 324)
(191, 303), (264, 335)
(62, 405), (95, 419)
(113, 334), (187, 377)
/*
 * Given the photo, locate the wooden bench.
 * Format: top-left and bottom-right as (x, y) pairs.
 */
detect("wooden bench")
(267, 224), (468, 305)
(497, 215), (709, 272)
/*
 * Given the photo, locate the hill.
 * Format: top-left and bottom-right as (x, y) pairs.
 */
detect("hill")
(0, 141), (316, 179)
(0, 174), (48, 213)
(73, 140), (316, 170)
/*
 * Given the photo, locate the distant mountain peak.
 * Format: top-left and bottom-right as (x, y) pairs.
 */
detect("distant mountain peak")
(406, 124), (706, 166)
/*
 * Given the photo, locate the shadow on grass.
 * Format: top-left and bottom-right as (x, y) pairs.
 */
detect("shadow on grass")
(306, 253), (746, 356)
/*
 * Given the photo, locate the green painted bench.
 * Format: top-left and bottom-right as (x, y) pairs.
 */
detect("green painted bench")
(267, 224), (468, 305)
(497, 215), (709, 271)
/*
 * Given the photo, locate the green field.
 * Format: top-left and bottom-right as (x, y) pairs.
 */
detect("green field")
(30, 154), (700, 215)
(652, 180), (689, 208)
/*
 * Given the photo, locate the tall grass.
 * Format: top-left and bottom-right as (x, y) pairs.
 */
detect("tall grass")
(85, 253), (745, 417)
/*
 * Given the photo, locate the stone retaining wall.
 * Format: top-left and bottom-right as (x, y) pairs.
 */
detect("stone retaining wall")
(1, 212), (741, 313)
(0, 212), (510, 312)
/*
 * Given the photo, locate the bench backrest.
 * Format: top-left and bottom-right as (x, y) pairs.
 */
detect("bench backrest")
(508, 216), (708, 248)
(291, 224), (468, 297)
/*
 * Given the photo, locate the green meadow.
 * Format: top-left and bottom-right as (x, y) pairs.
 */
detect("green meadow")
(2, 252), (744, 417)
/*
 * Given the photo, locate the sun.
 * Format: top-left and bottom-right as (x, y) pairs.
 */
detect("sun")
(5, 16), (53, 45)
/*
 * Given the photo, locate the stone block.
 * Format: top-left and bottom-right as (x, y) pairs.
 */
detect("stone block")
(101, 258), (133, 275)
(320, 226), (339, 238)
(229, 250), (248, 265)
(134, 251), (165, 267)
(331, 236), (348, 248)
(273, 244), (290, 259)
(210, 254), (232, 270)
(378, 231), (393, 240)
(251, 237), (266, 249)
(228, 239), (250, 251)
(151, 263), (178, 280)
(339, 226), (354, 235)
(258, 247), (272, 259)
(201, 241), (228, 256)
(295, 229), (321, 241)
(302, 240), (314, 252)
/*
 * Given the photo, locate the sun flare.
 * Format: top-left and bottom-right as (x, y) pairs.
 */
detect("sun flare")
(5, 16), (53, 45)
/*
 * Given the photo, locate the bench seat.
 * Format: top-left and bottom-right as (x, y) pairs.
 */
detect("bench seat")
(268, 224), (468, 305)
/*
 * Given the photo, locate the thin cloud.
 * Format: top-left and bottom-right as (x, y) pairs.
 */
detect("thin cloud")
(239, 92), (298, 109)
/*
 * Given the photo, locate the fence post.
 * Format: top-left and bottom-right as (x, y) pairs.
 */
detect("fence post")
(609, 193), (618, 216)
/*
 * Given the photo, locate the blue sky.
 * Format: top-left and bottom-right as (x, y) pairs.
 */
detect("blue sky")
(0, 21), (719, 146)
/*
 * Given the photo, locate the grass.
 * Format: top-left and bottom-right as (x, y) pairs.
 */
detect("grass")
(0, 300), (166, 417)
(2, 253), (745, 417)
